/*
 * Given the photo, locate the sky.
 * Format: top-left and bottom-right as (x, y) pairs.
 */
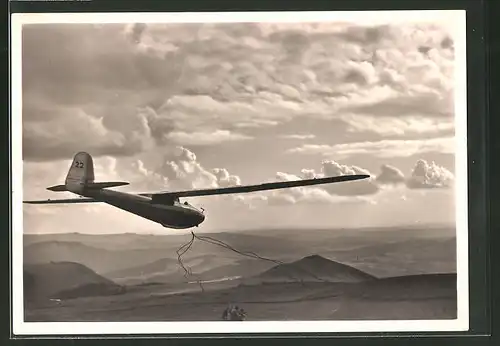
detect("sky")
(20, 15), (462, 234)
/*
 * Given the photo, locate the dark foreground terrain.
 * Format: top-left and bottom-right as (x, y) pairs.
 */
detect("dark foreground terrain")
(24, 268), (456, 321)
(23, 226), (457, 321)
(25, 273), (456, 321)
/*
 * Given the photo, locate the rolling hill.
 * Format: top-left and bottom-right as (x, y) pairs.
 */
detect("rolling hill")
(243, 254), (377, 285)
(24, 262), (124, 305)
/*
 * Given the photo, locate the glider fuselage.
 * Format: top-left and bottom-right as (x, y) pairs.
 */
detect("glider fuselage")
(80, 188), (205, 229)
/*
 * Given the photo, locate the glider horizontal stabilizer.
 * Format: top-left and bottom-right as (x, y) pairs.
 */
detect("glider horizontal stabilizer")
(145, 174), (370, 199)
(47, 184), (68, 192)
(23, 198), (101, 204)
(46, 182), (129, 192)
(86, 181), (130, 189)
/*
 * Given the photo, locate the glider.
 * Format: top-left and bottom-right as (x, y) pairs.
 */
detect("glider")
(24, 152), (370, 229)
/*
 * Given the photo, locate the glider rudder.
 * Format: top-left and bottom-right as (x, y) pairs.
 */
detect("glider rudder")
(65, 151), (95, 190)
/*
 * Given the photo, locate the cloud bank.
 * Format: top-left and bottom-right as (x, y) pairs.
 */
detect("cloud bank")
(22, 21), (456, 162)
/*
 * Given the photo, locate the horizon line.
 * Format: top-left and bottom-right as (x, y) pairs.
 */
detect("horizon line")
(23, 222), (456, 236)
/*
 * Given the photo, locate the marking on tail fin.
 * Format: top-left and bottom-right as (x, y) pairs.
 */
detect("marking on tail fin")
(65, 151), (95, 188)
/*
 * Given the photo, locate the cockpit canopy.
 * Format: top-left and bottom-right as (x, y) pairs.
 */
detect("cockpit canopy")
(174, 199), (203, 213)
(151, 194), (203, 213)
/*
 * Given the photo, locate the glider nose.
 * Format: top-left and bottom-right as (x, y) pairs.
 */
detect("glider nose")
(196, 210), (205, 225)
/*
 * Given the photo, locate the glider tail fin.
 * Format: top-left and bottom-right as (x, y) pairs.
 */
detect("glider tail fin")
(47, 152), (129, 194)
(64, 151), (95, 193)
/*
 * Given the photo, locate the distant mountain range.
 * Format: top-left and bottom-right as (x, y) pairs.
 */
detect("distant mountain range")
(23, 231), (305, 275)
(23, 240), (171, 274)
(23, 225), (456, 288)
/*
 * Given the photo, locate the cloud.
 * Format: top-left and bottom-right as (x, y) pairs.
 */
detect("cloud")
(242, 160), (379, 208)
(243, 157), (454, 207)
(376, 164), (406, 185)
(233, 119), (279, 128)
(152, 148), (243, 193)
(126, 23), (147, 44)
(21, 21), (458, 161)
(287, 136), (455, 159)
(280, 134), (316, 140)
(135, 106), (175, 146)
(242, 170), (374, 207)
(22, 24), (181, 104)
(23, 146), (244, 204)
(155, 147), (220, 190)
(127, 148), (376, 208)
(21, 24), (182, 162)
(319, 161), (379, 196)
(23, 107), (152, 161)
(155, 93), (302, 133)
(270, 172), (366, 205)
(212, 168), (242, 187)
(406, 159), (454, 189)
(166, 130), (253, 146)
(339, 114), (455, 136)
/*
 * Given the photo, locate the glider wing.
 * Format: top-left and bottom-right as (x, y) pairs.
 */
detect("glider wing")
(23, 198), (101, 204)
(143, 174), (370, 199)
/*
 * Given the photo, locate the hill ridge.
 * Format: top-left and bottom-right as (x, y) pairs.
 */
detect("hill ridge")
(24, 261), (125, 304)
(245, 254), (377, 285)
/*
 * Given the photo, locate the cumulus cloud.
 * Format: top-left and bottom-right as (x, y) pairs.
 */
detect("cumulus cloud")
(126, 149), (381, 207)
(115, 148), (371, 208)
(319, 161), (379, 196)
(374, 160), (454, 190)
(155, 147), (219, 190)
(212, 168), (242, 187)
(239, 160), (379, 208)
(244, 157), (454, 208)
(128, 148), (453, 208)
(406, 159), (454, 189)
(266, 171), (361, 205)
(376, 164), (406, 185)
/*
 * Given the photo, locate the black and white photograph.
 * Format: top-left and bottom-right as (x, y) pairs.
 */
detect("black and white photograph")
(12, 11), (468, 335)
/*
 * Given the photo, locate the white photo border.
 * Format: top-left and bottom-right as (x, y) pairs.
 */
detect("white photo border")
(10, 10), (469, 335)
